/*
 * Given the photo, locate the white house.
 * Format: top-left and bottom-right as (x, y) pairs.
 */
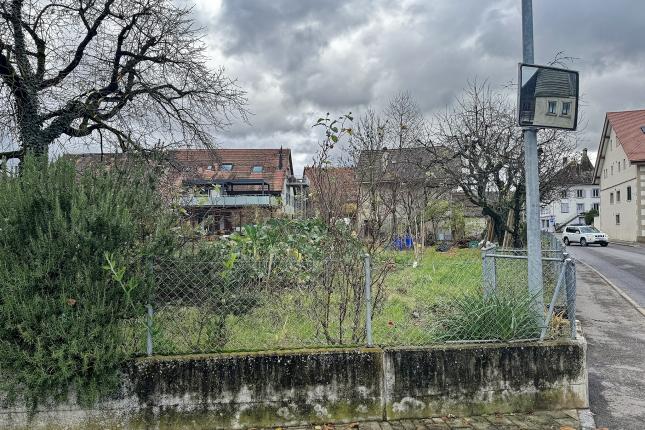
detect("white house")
(540, 149), (599, 232)
(593, 110), (645, 243)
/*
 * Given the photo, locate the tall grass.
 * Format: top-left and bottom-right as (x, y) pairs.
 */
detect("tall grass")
(434, 290), (543, 342)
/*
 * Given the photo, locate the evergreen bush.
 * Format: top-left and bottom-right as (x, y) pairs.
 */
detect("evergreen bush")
(0, 156), (177, 409)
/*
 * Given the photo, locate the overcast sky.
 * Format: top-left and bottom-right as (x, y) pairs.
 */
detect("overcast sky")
(192, 0), (645, 174)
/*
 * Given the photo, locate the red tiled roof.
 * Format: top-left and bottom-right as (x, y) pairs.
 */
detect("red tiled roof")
(606, 110), (645, 162)
(168, 148), (293, 192)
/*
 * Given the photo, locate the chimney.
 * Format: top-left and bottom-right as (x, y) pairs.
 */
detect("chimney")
(278, 146), (283, 170)
(582, 148), (588, 156)
(562, 156), (568, 166)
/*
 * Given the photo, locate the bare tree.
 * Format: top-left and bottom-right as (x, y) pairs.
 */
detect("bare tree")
(422, 80), (576, 246)
(0, 0), (247, 160)
(348, 109), (391, 251)
(384, 91), (425, 150)
(379, 92), (427, 238)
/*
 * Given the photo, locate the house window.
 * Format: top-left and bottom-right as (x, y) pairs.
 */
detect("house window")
(618, 162), (621, 172)
(577, 203), (585, 213)
(576, 189), (584, 198)
(610, 192), (614, 204)
(627, 186), (632, 201)
(592, 203), (600, 212)
(560, 190), (568, 199)
(251, 165), (263, 173)
(592, 188), (599, 198)
(219, 163), (233, 171)
(623, 159), (626, 170)
(617, 190), (621, 202)
(616, 214), (621, 225)
(548, 101), (557, 115)
(561, 202), (569, 213)
(611, 165), (614, 175)
(561, 102), (571, 116)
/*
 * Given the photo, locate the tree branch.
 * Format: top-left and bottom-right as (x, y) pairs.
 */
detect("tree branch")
(39, 0), (116, 89)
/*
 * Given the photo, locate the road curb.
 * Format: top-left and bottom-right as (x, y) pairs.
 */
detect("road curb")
(575, 259), (645, 318)
(610, 240), (641, 248)
(578, 408), (597, 430)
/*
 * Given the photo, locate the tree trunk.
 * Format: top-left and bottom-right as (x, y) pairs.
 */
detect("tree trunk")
(511, 185), (525, 248)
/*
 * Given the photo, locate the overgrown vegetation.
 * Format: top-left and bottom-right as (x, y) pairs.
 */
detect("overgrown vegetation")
(0, 157), (178, 409)
(151, 218), (391, 352)
(0, 158), (566, 410)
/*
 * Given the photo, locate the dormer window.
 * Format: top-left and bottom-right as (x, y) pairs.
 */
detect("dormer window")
(251, 165), (263, 173)
(220, 163), (233, 171)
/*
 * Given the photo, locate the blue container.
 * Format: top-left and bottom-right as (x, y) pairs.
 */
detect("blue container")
(404, 234), (413, 249)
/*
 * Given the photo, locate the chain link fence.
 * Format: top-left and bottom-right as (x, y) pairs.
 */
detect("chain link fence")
(138, 254), (390, 355)
(132, 234), (576, 355)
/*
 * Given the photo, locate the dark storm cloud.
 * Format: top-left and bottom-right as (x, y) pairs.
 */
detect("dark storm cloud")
(199, 0), (645, 172)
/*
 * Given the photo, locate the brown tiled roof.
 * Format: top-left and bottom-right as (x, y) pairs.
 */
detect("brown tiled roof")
(167, 148), (293, 192)
(606, 110), (645, 162)
(303, 166), (358, 200)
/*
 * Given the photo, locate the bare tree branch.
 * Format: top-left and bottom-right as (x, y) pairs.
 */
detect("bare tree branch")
(0, 0), (248, 159)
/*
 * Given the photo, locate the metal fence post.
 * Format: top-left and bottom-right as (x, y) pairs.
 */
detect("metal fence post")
(481, 244), (497, 298)
(146, 304), (154, 356)
(364, 254), (373, 347)
(565, 259), (577, 339)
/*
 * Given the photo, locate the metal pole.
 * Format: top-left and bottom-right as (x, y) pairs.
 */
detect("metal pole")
(565, 259), (577, 339)
(522, 0), (545, 324)
(364, 254), (373, 347)
(146, 304), (154, 356)
(481, 244), (497, 298)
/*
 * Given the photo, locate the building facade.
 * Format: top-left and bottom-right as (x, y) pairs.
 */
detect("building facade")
(168, 148), (302, 234)
(593, 110), (645, 243)
(540, 150), (599, 232)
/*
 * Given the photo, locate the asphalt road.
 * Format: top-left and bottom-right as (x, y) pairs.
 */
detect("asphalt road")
(565, 242), (645, 307)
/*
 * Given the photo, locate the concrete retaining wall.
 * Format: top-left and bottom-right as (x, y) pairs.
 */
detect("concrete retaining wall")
(0, 339), (588, 429)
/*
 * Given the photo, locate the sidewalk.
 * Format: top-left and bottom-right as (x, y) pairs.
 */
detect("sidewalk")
(279, 410), (590, 429)
(607, 239), (641, 248)
(576, 262), (645, 428)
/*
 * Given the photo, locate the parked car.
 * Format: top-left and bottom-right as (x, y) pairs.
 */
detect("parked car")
(562, 225), (609, 247)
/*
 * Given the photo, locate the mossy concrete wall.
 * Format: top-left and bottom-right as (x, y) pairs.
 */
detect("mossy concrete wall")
(0, 339), (587, 429)
(384, 341), (588, 420)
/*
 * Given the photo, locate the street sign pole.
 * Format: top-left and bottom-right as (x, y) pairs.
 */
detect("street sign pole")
(521, 0), (545, 323)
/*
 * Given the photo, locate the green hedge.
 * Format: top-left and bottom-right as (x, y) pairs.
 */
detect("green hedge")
(0, 156), (177, 409)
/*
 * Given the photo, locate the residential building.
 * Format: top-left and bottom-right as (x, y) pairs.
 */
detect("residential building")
(168, 148), (304, 234)
(593, 110), (645, 243)
(302, 166), (358, 223)
(540, 149), (599, 232)
(519, 67), (578, 129)
(353, 146), (490, 243)
(69, 148), (304, 234)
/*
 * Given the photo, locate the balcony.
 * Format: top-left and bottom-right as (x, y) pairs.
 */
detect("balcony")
(181, 194), (280, 207)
